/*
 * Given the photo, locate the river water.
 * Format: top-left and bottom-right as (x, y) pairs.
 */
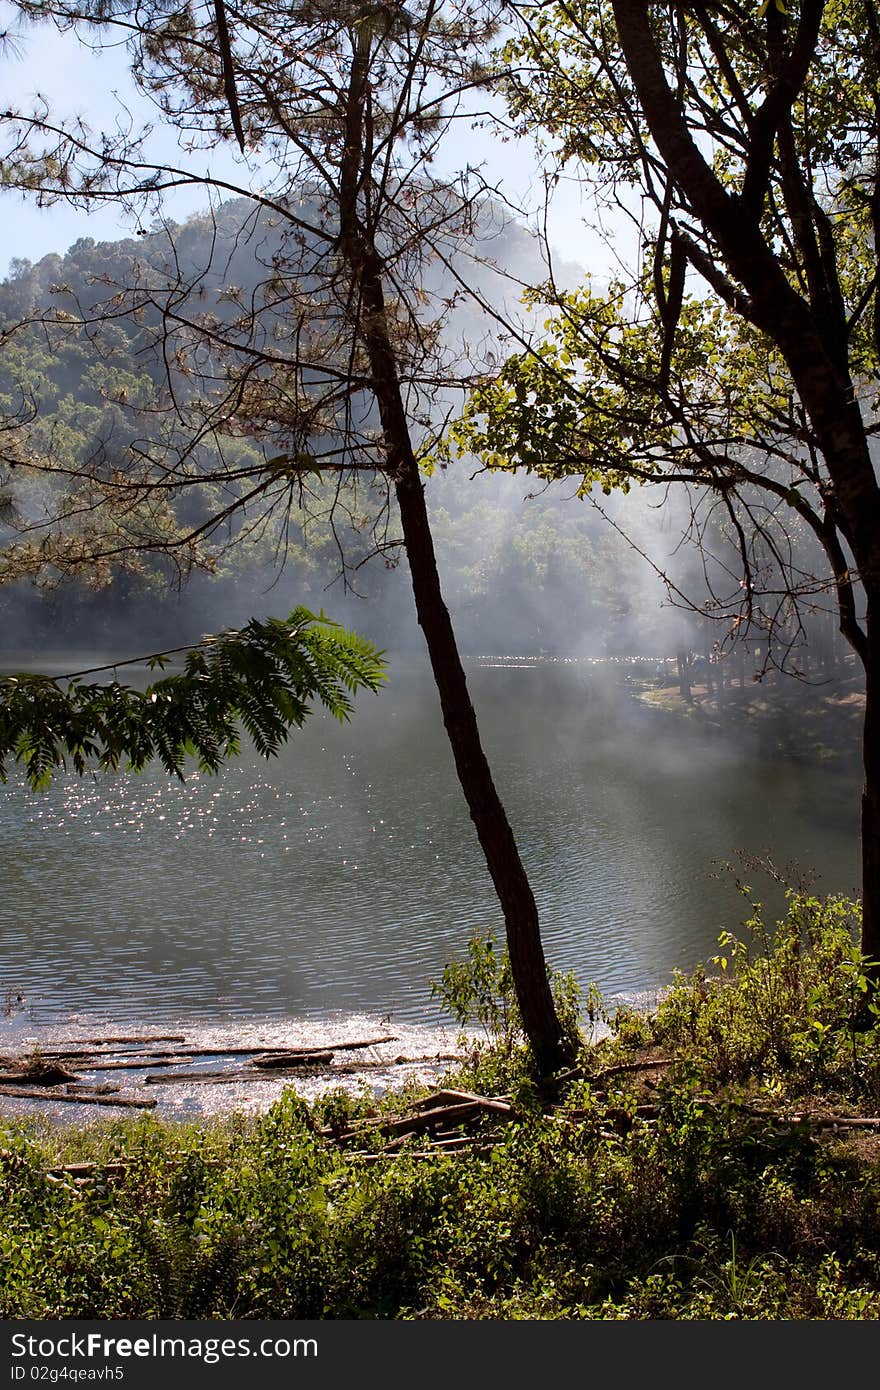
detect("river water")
(0, 655), (861, 1035)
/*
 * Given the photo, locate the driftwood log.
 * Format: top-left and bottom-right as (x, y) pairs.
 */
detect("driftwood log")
(411, 1088), (512, 1110)
(39, 1035), (396, 1063)
(251, 1051), (335, 1069)
(0, 1060), (78, 1086)
(46, 1162), (131, 1180)
(37, 1035), (186, 1051)
(563, 1057), (674, 1086)
(144, 1066), (340, 1086)
(0, 1085), (156, 1109)
(331, 1091), (516, 1148)
(86, 1058), (181, 1073)
(0, 1033), (448, 1106)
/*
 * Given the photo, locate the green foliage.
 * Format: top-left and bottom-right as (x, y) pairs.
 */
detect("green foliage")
(0, 607), (386, 788)
(431, 925), (520, 1051)
(2, 1017), (880, 1315)
(5, 894), (880, 1320)
(443, 282), (797, 490)
(648, 890), (879, 1097)
(442, 0), (880, 722)
(428, 928), (586, 1089)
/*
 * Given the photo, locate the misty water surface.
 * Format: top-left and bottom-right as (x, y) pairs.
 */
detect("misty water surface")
(0, 657), (861, 1029)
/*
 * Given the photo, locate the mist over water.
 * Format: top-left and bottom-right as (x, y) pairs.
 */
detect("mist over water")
(0, 202), (864, 1042)
(0, 656), (860, 1033)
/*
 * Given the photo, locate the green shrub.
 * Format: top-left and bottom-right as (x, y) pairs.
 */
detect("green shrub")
(647, 890), (880, 1097)
(4, 892), (880, 1320)
(429, 924), (586, 1090)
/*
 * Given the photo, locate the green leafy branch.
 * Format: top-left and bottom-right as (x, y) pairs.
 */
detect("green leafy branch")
(0, 607), (386, 790)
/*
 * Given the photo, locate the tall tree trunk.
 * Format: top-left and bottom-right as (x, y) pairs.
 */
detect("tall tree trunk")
(334, 26), (572, 1078)
(862, 600), (880, 964)
(394, 460), (571, 1077)
(676, 648), (692, 704)
(355, 249), (572, 1078)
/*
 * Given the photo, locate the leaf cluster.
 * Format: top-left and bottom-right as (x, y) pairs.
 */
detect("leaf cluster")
(0, 605), (386, 788)
(649, 888), (879, 1096)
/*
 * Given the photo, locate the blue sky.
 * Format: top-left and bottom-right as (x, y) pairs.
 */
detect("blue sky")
(0, 7), (606, 278)
(1, 15), (251, 264)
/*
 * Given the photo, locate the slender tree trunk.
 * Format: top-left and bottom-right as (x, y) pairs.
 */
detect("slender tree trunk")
(393, 459), (571, 1076)
(354, 248), (572, 1078)
(334, 29), (572, 1077)
(862, 600), (880, 964)
(676, 648), (692, 704)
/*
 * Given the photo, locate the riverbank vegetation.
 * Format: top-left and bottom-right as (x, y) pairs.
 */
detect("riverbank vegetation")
(631, 662), (864, 769)
(3, 890), (880, 1320)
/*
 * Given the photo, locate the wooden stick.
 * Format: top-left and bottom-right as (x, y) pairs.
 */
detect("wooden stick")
(36, 1035), (186, 1053)
(46, 1162), (131, 1179)
(83, 1058), (181, 1073)
(43, 1035), (400, 1064)
(144, 1069), (230, 1084)
(735, 1104), (880, 1130)
(411, 1089), (513, 1111)
(330, 1053), (459, 1075)
(371, 1101), (481, 1137)
(345, 1136), (482, 1161)
(155, 1036), (397, 1059)
(340, 1098), (514, 1144)
(556, 1056), (673, 1086)
(295, 1035), (398, 1053)
(812, 1116), (880, 1129)
(36, 1049), (180, 1063)
(0, 1086), (156, 1109)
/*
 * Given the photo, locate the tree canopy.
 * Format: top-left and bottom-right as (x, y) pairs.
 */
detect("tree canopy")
(447, 0), (880, 957)
(449, 0), (878, 665)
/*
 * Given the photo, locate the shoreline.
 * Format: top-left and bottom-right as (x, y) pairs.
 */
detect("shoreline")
(0, 1011), (476, 1123)
(0, 998), (631, 1124)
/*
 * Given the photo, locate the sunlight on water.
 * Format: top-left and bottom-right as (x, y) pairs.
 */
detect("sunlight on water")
(0, 657), (861, 1031)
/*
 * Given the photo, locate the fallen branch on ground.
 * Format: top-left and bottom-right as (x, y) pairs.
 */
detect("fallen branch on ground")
(558, 1057), (674, 1086)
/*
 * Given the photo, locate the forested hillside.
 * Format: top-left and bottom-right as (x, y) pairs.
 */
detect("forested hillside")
(0, 200), (710, 659)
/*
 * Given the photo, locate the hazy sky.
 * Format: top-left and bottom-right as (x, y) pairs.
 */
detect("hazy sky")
(0, 7), (609, 276)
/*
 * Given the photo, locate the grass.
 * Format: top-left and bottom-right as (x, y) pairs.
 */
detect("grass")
(3, 891), (880, 1320)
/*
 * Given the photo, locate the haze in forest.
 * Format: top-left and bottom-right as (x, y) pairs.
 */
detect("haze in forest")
(0, 197), (711, 666)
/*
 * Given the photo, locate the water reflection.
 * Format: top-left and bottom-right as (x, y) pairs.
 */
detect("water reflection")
(0, 657), (861, 1027)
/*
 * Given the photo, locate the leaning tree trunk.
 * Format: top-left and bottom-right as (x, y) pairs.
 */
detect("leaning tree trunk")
(354, 250), (573, 1079)
(334, 28), (571, 1078)
(393, 453), (572, 1078)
